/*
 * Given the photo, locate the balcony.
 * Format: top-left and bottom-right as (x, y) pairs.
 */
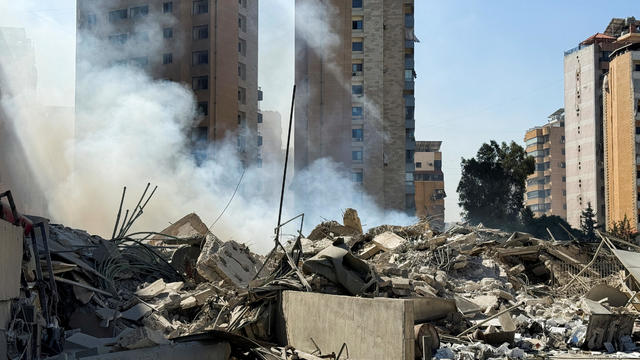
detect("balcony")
(404, 58), (414, 69)
(406, 119), (415, 128)
(404, 81), (414, 90)
(405, 40), (414, 48)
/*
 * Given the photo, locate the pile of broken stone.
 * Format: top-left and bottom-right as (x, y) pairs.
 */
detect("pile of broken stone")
(10, 209), (640, 359)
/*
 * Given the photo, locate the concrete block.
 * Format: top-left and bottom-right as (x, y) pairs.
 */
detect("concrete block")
(279, 291), (414, 359)
(196, 237), (262, 287)
(372, 231), (406, 252)
(0, 220), (23, 300)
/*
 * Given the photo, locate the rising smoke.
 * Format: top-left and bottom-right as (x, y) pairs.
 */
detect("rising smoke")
(0, 0), (414, 254)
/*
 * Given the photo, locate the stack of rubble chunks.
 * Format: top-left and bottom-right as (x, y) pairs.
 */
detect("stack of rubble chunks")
(3, 206), (640, 359)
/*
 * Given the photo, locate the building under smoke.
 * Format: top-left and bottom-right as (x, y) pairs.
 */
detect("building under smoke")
(75, 0), (260, 164)
(294, 0), (418, 214)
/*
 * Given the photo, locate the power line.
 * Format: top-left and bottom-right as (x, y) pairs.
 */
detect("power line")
(207, 167), (246, 231)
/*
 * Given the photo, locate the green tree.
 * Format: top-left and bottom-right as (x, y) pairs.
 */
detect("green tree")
(610, 214), (634, 241)
(580, 202), (597, 242)
(457, 140), (535, 228)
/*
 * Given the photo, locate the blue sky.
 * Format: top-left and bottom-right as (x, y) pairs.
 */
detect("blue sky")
(3, 0), (639, 223)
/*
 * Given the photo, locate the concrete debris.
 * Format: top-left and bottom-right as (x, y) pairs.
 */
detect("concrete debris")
(196, 236), (262, 287)
(5, 197), (640, 360)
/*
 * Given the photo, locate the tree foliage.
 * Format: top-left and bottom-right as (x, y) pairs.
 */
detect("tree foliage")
(521, 207), (580, 240)
(610, 215), (634, 241)
(457, 141), (535, 228)
(580, 202), (597, 242)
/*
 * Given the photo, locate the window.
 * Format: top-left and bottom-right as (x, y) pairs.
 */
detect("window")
(352, 150), (363, 162)
(130, 5), (149, 18)
(109, 34), (128, 45)
(352, 20), (363, 30)
(352, 0), (363, 8)
(635, 63), (640, 72)
(109, 9), (128, 22)
(404, 69), (413, 81)
(636, 127), (640, 135)
(406, 150), (414, 163)
(193, 0), (208, 14)
(163, 2), (173, 13)
(238, 62), (246, 80)
(637, 99), (640, 113)
(238, 111), (246, 126)
(163, 53), (173, 64)
(197, 102), (208, 116)
(352, 63), (363, 73)
(257, 112), (263, 123)
(238, 39), (246, 56)
(405, 106), (414, 119)
(257, 136), (263, 146)
(192, 76), (208, 90)
(87, 13), (97, 27)
(352, 41), (363, 51)
(352, 106), (363, 117)
(192, 50), (208, 65)
(352, 85), (363, 95)
(562, 176), (566, 182)
(352, 170), (363, 183)
(238, 14), (247, 32)
(163, 27), (173, 39)
(193, 25), (208, 40)
(239, 0), (247, 8)
(352, 128), (363, 142)
(238, 87), (246, 104)
(415, 162), (422, 168)
(405, 14), (414, 27)
(561, 135), (565, 144)
(130, 56), (148, 67)
(527, 190), (546, 199)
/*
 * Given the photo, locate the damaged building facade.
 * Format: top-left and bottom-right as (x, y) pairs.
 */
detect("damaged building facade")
(413, 141), (445, 228)
(76, 0), (261, 164)
(294, 0), (418, 214)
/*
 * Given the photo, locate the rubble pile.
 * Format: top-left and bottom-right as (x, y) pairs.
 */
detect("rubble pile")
(2, 189), (640, 359)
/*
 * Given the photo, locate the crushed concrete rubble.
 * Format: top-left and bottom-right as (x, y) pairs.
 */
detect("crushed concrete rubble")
(3, 188), (640, 359)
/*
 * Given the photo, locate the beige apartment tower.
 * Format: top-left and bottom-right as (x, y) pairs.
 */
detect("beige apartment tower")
(76, 0), (260, 163)
(294, 0), (417, 213)
(603, 24), (640, 232)
(413, 141), (445, 229)
(523, 109), (567, 219)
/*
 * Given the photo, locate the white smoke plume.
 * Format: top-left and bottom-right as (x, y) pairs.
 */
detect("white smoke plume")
(0, 0), (414, 254)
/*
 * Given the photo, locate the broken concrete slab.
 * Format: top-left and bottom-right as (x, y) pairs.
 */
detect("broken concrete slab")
(585, 284), (629, 307)
(0, 219), (23, 301)
(66, 333), (117, 349)
(278, 291), (414, 359)
(121, 303), (153, 321)
(581, 298), (635, 351)
(152, 213), (210, 245)
(117, 327), (170, 350)
(359, 243), (382, 260)
(302, 241), (372, 295)
(135, 279), (167, 299)
(196, 236), (262, 287)
(372, 231), (407, 252)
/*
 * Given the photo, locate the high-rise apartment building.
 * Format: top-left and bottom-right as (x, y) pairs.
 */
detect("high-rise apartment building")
(523, 109), (567, 219)
(562, 18), (634, 229)
(294, 0), (417, 213)
(603, 23), (640, 232)
(257, 110), (283, 167)
(76, 0), (260, 163)
(413, 141), (445, 229)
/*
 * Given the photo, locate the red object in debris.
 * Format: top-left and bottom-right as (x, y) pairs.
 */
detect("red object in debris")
(0, 202), (33, 236)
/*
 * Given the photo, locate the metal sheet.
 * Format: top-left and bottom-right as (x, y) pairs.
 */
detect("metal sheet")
(611, 249), (640, 283)
(0, 219), (23, 300)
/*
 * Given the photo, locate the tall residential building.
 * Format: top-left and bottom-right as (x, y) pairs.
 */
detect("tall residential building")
(257, 110), (283, 167)
(294, 0), (417, 213)
(562, 18), (634, 229)
(413, 141), (445, 229)
(603, 24), (640, 232)
(76, 0), (260, 163)
(523, 109), (567, 219)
